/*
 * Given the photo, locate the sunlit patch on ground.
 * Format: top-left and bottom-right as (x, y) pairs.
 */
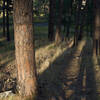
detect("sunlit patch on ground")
(36, 41), (69, 74)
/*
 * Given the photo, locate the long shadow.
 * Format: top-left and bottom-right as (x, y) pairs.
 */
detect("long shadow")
(66, 39), (99, 100)
(85, 40), (98, 100)
(37, 42), (83, 100)
(38, 39), (100, 100)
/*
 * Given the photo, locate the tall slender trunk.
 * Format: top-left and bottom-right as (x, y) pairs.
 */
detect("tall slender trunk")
(66, 0), (73, 41)
(55, 0), (63, 44)
(74, 9), (80, 46)
(93, 0), (100, 56)
(6, 0), (10, 41)
(3, 0), (6, 37)
(13, 0), (37, 97)
(48, 0), (55, 41)
(78, 8), (86, 41)
(74, 0), (82, 46)
(66, 9), (72, 41)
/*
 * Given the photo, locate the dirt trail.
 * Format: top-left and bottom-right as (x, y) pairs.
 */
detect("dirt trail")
(38, 39), (100, 100)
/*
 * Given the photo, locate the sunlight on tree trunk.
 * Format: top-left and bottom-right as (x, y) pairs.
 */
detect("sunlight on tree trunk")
(55, 0), (63, 44)
(13, 0), (37, 98)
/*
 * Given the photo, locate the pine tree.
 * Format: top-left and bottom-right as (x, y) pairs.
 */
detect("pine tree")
(13, 0), (37, 97)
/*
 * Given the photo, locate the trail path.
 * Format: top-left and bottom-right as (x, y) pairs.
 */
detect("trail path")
(38, 39), (100, 100)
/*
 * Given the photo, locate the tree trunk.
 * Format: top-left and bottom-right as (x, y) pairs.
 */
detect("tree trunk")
(55, 0), (63, 44)
(93, 0), (100, 56)
(66, 0), (73, 41)
(6, 0), (10, 41)
(78, 8), (86, 41)
(66, 8), (72, 41)
(48, 0), (55, 41)
(74, 0), (82, 46)
(3, 0), (6, 37)
(13, 0), (37, 97)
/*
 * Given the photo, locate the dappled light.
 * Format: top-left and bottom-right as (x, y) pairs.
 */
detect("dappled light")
(36, 41), (71, 74)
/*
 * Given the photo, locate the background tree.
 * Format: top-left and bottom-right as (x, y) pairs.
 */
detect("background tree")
(64, 0), (73, 41)
(6, 0), (10, 41)
(48, 0), (55, 41)
(93, 0), (100, 56)
(73, 0), (82, 46)
(55, 0), (63, 44)
(3, 0), (6, 37)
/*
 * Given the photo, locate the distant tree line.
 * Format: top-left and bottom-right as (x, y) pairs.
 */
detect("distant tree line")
(0, 0), (13, 41)
(48, 0), (94, 44)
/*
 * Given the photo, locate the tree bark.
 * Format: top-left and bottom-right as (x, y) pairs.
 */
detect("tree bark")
(13, 0), (37, 97)
(74, 0), (82, 46)
(55, 0), (63, 44)
(6, 0), (10, 41)
(66, 8), (72, 41)
(3, 0), (6, 37)
(93, 0), (100, 56)
(78, 8), (86, 41)
(66, 0), (73, 41)
(48, 0), (55, 41)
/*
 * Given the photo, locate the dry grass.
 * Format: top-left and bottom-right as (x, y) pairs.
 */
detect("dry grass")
(0, 95), (34, 100)
(36, 41), (68, 74)
(0, 36), (72, 100)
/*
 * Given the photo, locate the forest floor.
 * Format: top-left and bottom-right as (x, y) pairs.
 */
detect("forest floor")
(0, 38), (100, 100)
(37, 39), (100, 100)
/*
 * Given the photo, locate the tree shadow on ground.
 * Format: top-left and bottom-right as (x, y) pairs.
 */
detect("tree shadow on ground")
(37, 39), (99, 100)
(37, 42), (81, 100)
(65, 40), (99, 100)
(67, 40), (99, 100)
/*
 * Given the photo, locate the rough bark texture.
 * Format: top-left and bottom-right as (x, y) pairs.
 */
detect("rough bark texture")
(13, 0), (37, 97)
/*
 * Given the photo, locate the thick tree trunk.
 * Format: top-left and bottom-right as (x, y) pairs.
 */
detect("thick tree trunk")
(6, 0), (10, 41)
(3, 0), (6, 37)
(13, 0), (37, 97)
